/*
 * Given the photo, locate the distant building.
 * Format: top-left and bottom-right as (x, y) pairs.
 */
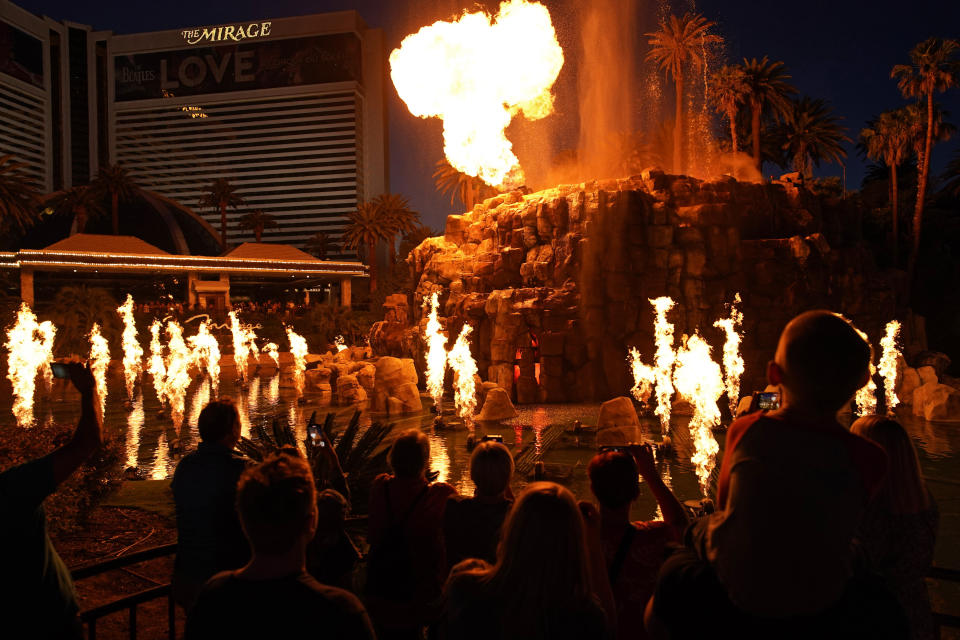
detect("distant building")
(0, 0), (388, 254)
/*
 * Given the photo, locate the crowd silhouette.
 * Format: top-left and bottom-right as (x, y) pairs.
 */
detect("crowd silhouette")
(0, 311), (939, 639)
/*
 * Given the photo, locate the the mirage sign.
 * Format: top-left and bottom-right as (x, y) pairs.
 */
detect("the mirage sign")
(181, 22), (272, 45)
(114, 32), (362, 101)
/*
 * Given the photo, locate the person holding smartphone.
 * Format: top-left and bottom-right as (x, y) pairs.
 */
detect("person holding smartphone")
(1, 363), (102, 639)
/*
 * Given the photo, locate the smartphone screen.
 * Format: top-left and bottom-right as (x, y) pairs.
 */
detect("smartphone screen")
(50, 362), (70, 379)
(308, 424), (320, 443)
(757, 392), (781, 411)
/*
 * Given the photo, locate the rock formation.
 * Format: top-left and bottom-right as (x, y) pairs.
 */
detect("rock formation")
(381, 170), (903, 404)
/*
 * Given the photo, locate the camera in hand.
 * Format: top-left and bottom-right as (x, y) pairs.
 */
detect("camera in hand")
(482, 434), (504, 443)
(756, 391), (781, 411)
(308, 423), (325, 447)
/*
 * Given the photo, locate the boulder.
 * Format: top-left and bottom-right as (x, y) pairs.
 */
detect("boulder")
(897, 367), (921, 405)
(356, 364), (376, 393)
(913, 382), (939, 417)
(387, 396), (405, 416)
(914, 351), (952, 378)
(597, 396), (642, 446)
(476, 387), (519, 422)
(918, 366), (938, 387)
(336, 374), (367, 405)
(919, 383), (960, 422)
(394, 382), (423, 413)
(315, 383), (333, 406)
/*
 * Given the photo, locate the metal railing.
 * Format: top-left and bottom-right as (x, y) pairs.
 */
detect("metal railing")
(72, 543), (178, 640)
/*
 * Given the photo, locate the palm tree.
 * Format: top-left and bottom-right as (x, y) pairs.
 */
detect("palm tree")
(646, 12), (722, 174)
(891, 37), (960, 279)
(44, 186), (106, 234)
(341, 201), (389, 292)
(0, 154), (42, 234)
(709, 65), (750, 157)
(237, 209), (279, 242)
(90, 163), (139, 235)
(305, 231), (338, 260)
(433, 159), (497, 212)
(741, 57), (796, 174)
(199, 178), (246, 249)
(372, 193), (420, 265)
(775, 96), (849, 179)
(860, 108), (915, 266)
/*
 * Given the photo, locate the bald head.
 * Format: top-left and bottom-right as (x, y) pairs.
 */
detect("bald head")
(772, 311), (872, 412)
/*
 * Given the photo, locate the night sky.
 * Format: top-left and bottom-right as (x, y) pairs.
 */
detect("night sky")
(14, 0), (960, 231)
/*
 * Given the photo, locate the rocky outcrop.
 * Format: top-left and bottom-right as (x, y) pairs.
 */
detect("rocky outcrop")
(391, 170), (903, 403)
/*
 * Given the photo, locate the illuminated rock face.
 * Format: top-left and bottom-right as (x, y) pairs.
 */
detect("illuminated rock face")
(396, 171), (900, 403)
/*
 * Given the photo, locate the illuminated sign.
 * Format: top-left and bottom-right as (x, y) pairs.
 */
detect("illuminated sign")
(181, 22), (272, 45)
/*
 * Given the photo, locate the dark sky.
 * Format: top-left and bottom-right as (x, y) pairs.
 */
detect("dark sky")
(15, 0), (960, 231)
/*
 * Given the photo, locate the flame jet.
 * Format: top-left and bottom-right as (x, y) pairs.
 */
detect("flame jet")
(89, 323), (110, 419)
(164, 320), (192, 431)
(4, 303), (56, 427)
(628, 347), (656, 406)
(650, 297), (677, 435)
(389, 0), (564, 189)
(713, 293), (745, 415)
(854, 327), (878, 416)
(448, 324), (479, 421)
(423, 293), (448, 413)
(878, 321), (902, 413)
(148, 320), (167, 404)
(117, 294), (144, 402)
(286, 327), (309, 398)
(673, 334), (724, 495)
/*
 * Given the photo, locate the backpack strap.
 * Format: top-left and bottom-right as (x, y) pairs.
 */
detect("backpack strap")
(608, 524), (638, 585)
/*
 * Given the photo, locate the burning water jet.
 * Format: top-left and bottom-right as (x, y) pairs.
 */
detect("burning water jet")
(424, 293), (448, 412)
(673, 333), (724, 495)
(148, 320), (167, 404)
(117, 294), (143, 402)
(88, 323), (110, 419)
(879, 321), (902, 413)
(263, 342), (280, 369)
(448, 324), (479, 421)
(125, 395), (144, 469)
(4, 303), (56, 427)
(164, 320), (192, 431)
(713, 293), (745, 415)
(854, 327), (878, 417)
(228, 311), (259, 382)
(628, 347), (656, 406)
(650, 297), (677, 435)
(188, 320), (221, 389)
(390, 0), (564, 189)
(286, 326), (309, 398)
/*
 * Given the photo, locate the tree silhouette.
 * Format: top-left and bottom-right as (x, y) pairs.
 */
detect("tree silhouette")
(646, 12), (722, 174)
(433, 158), (498, 212)
(199, 178), (246, 249)
(44, 186), (106, 234)
(709, 65), (750, 157)
(237, 209), (279, 242)
(372, 193), (420, 265)
(775, 96), (849, 179)
(741, 57), (796, 174)
(341, 201), (389, 292)
(90, 163), (139, 235)
(0, 154), (42, 235)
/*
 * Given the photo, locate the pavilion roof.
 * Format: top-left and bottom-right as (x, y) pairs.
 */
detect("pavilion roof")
(43, 234), (170, 256)
(225, 242), (320, 262)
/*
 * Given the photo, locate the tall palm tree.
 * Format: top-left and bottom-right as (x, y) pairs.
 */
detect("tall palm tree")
(646, 12), (721, 175)
(775, 96), (849, 179)
(305, 231), (338, 260)
(237, 209), (278, 242)
(90, 163), (139, 235)
(860, 108), (915, 266)
(433, 159), (497, 212)
(341, 201), (389, 292)
(891, 37), (960, 279)
(372, 193), (420, 265)
(44, 185), (106, 234)
(709, 65), (750, 156)
(199, 178), (246, 249)
(741, 57), (796, 174)
(0, 154), (42, 234)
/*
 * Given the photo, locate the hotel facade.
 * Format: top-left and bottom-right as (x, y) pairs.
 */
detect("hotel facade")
(0, 0), (388, 253)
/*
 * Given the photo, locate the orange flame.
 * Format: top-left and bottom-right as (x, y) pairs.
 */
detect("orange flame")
(424, 293), (448, 410)
(390, 0), (564, 189)
(627, 346), (656, 405)
(88, 323), (110, 419)
(263, 342), (280, 369)
(448, 324), (478, 421)
(163, 320), (192, 431)
(4, 303), (56, 427)
(713, 293), (745, 415)
(116, 294), (143, 402)
(188, 320), (221, 389)
(147, 320), (167, 404)
(673, 333), (723, 495)
(878, 320), (901, 413)
(650, 296), (676, 434)
(228, 310), (259, 382)
(286, 326), (308, 398)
